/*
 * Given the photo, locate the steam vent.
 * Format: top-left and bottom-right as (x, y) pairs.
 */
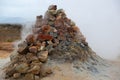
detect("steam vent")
(4, 5), (107, 80)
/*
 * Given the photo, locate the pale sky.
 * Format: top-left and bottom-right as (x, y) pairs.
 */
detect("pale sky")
(0, 0), (120, 59)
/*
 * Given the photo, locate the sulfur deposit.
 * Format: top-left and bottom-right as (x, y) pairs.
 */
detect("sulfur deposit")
(4, 5), (106, 80)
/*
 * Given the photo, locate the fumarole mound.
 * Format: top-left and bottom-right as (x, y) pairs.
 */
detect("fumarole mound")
(4, 5), (106, 80)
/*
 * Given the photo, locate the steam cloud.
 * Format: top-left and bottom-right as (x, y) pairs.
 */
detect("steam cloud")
(1, 0), (120, 59)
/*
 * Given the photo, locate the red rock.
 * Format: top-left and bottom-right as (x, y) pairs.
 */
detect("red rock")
(42, 25), (51, 33)
(37, 34), (53, 41)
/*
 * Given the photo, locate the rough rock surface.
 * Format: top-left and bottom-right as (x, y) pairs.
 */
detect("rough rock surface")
(3, 5), (108, 80)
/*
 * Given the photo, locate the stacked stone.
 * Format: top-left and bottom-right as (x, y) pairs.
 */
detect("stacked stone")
(5, 5), (89, 80)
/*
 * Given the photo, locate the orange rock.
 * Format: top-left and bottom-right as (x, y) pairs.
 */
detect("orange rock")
(26, 34), (36, 44)
(37, 34), (53, 41)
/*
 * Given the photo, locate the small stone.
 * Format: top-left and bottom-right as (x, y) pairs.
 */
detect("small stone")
(35, 75), (40, 80)
(10, 51), (19, 61)
(48, 14), (56, 20)
(48, 10), (57, 15)
(47, 40), (53, 45)
(13, 73), (21, 79)
(15, 63), (29, 73)
(37, 34), (53, 41)
(48, 21), (54, 26)
(38, 51), (48, 62)
(35, 41), (41, 48)
(57, 9), (65, 14)
(42, 25), (51, 33)
(26, 53), (39, 62)
(70, 21), (76, 26)
(29, 46), (38, 54)
(48, 5), (57, 10)
(53, 39), (59, 44)
(26, 34), (36, 44)
(53, 28), (57, 32)
(28, 65), (41, 74)
(19, 55), (27, 62)
(38, 42), (46, 51)
(35, 15), (43, 27)
(24, 73), (34, 80)
(17, 41), (28, 54)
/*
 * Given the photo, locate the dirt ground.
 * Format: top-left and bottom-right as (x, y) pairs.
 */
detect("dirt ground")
(0, 43), (120, 80)
(0, 42), (14, 58)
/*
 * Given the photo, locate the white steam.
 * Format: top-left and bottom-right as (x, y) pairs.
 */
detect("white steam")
(1, 0), (120, 60)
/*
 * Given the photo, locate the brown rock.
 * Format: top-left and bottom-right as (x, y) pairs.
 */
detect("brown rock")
(48, 5), (57, 10)
(17, 41), (28, 54)
(41, 25), (51, 33)
(5, 67), (16, 78)
(29, 46), (38, 54)
(28, 64), (41, 74)
(38, 42), (46, 51)
(35, 15), (43, 27)
(26, 34), (36, 44)
(26, 53), (39, 63)
(24, 73), (34, 80)
(13, 73), (21, 79)
(15, 63), (29, 73)
(35, 41), (41, 48)
(38, 51), (48, 62)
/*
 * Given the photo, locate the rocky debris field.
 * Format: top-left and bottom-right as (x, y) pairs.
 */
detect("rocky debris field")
(2, 5), (120, 80)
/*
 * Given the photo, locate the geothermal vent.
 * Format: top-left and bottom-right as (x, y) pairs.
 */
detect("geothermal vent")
(4, 5), (106, 80)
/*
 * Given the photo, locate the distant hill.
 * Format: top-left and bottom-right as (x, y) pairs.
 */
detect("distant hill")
(0, 17), (26, 24)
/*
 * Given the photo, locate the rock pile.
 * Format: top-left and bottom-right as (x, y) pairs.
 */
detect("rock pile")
(4, 5), (91, 80)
